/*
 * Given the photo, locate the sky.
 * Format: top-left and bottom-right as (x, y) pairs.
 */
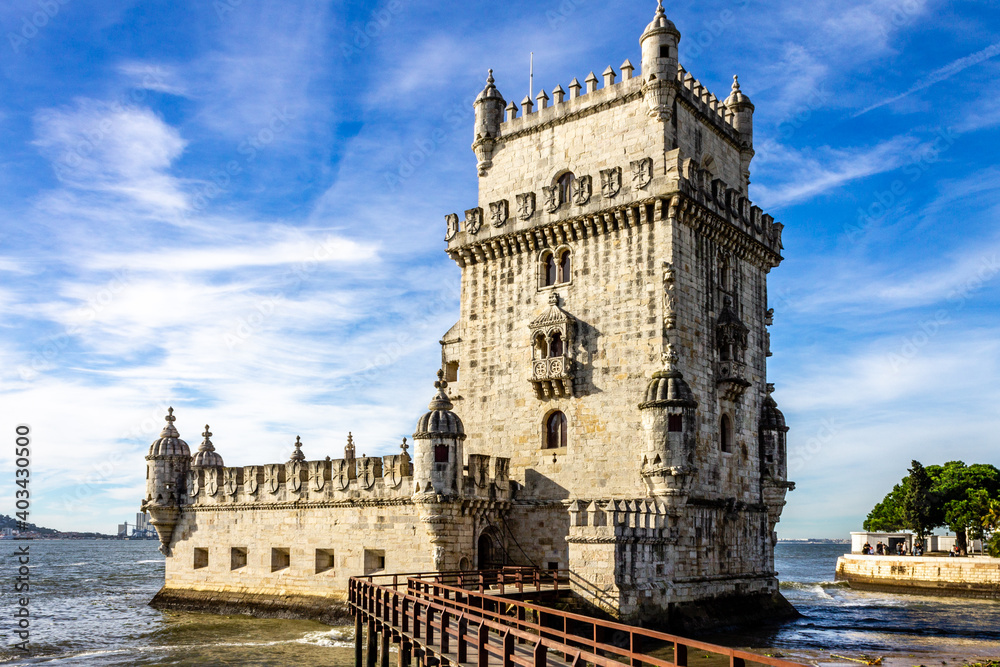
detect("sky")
(0, 0), (997, 538)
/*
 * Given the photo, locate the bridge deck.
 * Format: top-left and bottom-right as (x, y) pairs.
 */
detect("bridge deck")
(349, 568), (808, 667)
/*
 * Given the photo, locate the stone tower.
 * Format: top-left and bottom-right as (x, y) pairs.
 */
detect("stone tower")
(440, 1), (794, 625)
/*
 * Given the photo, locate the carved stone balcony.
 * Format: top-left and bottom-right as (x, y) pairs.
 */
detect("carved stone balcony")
(530, 355), (573, 398)
(716, 358), (751, 401)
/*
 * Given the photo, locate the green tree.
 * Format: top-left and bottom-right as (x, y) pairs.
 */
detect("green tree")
(903, 460), (935, 541)
(863, 483), (906, 532)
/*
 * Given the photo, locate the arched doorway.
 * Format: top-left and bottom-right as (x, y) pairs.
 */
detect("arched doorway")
(477, 529), (503, 570)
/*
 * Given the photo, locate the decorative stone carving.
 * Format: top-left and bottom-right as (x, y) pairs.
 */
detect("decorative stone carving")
(465, 207), (483, 235)
(572, 175), (592, 205)
(384, 442), (411, 488)
(187, 470), (200, 497)
(663, 262), (677, 330)
(206, 468), (219, 497)
(600, 167), (622, 199)
(265, 464), (283, 494)
(309, 461), (327, 492)
(542, 186), (559, 213)
(358, 456), (382, 490)
(716, 295), (751, 400)
(224, 468), (240, 496)
(334, 459), (352, 491)
(445, 213), (460, 241)
(288, 463), (303, 493)
(245, 466), (260, 495)
(516, 192), (536, 220)
(469, 454), (490, 488)
(631, 157), (653, 189)
(489, 200), (509, 228)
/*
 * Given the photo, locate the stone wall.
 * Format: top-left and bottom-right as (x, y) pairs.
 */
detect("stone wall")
(836, 554), (1000, 599)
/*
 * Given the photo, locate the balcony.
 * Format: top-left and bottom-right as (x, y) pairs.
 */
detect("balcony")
(530, 355), (573, 398)
(716, 358), (751, 401)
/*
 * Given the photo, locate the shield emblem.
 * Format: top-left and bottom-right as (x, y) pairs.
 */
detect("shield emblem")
(542, 186), (559, 213)
(516, 192), (536, 220)
(358, 457), (377, 490)
(246, 466), (260, 495)
(310, 461), (327, 492)
(601, 167), (622, 199)
(572, 175), (592, 205)
(224, 468), (239, 496)
(289, 463), (303, 493)
(187, 470), (200, 497)
(465, 207), (483, 235)
(334, 459), (351, 491)
(489, 200), (509, 228)
(444, 213), (459, 241)
(469, 454), (490, 488)
(206, 469), (219, 497)
(631, 158), (653, 190)
(265, 464), (282, 494)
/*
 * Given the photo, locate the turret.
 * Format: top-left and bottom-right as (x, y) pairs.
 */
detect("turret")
(141, 408), (191, 555)
(638, 345), (698, 513)
(760, 384), (795, 543)
(191, 425), (224, 468)
(412, 370), (466, 497)
(472, 69), (506, 177)
(640, 0), (681, 121)
(725, 75), (755, 187)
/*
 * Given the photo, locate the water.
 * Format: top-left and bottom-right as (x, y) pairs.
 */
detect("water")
(0, 541), (997, 665)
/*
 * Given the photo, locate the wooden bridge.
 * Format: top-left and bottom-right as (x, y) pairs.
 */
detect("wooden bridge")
(349, 568), (807, 667)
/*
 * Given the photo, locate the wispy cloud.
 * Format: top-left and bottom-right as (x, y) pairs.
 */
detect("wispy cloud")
(856, 41), (1000, 116)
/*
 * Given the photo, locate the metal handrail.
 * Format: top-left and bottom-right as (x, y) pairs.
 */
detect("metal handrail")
(350, 569), (809, 667)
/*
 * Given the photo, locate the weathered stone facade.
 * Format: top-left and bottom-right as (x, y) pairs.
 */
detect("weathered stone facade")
(142, 2), (795, 630)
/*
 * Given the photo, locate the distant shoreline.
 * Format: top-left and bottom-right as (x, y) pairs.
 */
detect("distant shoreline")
(778, 539), (850, 544)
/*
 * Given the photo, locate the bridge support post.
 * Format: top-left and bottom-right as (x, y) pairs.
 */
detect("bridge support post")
(367, 619), (378, 667)
(355, 614), (363, 667)
(380, 625), (390, 667)
(399, 639), (412, 667)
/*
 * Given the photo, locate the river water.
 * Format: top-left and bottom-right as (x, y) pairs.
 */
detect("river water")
(0, 541), (996, 665)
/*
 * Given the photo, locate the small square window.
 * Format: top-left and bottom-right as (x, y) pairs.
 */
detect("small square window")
(193, 548), (208, 570)
(271, 547), (290, 572)
(316, 549), (335, 574)
(668, 415), (683, 432)
(547, 562), (559, 571)
(231, 547), (247, 570)
(659, 45), (670, 59)
(364, 549), (386, 575)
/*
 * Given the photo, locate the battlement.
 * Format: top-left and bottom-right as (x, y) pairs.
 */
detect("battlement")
(183, 450), (511, 507)
(500, 63), (739, 143)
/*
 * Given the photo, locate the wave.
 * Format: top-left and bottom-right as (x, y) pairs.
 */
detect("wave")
(135, 560), (165, 564)
(297, 628), (356, 648)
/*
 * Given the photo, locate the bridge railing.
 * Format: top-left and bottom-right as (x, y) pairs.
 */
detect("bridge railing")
(350, 569), (809, 667)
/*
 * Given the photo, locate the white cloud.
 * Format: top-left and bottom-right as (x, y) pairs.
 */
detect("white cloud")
(33, 99), (188, 211)
(753, 135), (923, 208)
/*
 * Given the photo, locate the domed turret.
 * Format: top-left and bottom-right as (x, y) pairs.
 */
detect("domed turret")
(640, 0), (680, 121)
(142, 408), (191, 555)
(415, 371), (466, 440)
(759, 384), (789, 480)
(148, 408), (191, 458)
(412, 371), (466, 497)
(473, 69), (506, 176)
(191, 425), (224, 468)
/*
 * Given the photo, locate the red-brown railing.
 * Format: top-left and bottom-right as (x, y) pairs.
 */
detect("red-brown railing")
(349, 568), (808, 667)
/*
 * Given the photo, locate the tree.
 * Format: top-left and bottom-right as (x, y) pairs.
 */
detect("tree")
(903, 460), (935, 542)
(984, 501), (1000, 558)
(864, 461), (1000, 554)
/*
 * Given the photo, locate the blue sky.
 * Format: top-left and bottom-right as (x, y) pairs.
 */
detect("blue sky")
(0, 0), (997, 537)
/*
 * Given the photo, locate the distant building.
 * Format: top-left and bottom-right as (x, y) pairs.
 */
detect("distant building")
(142, 2), (794, 631)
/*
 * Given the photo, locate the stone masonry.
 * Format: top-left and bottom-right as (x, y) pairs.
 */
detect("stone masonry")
(142, 2), (795, 631)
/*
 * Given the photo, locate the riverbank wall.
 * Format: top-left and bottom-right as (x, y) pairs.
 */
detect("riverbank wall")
(835, 554), (1000, 599)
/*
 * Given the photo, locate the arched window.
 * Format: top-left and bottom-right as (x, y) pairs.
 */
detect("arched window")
(549, 332), (564, 358)
(719, 255), (731, 292)
(557, 172), (575, 206)
(558, 250), (571, 283)
(544, 253), (558, 287)
(545, 411), (568, 450)
(533, 333), (548, 360)
(720, 415), (732, 453)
